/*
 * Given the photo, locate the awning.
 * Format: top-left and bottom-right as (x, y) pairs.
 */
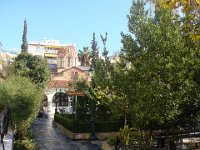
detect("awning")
(44, 53), (57, 58)
(44, 45), (63, 49)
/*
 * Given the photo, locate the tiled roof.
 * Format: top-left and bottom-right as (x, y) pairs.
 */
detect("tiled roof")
(48, 80), (69, 88)
(57, 45), (75, 58)
(55, 66), (85, 75)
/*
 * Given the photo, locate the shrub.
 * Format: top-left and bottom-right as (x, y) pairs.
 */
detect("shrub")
(107, 136), (117, 146)
(96, 121), (124, 132)
(54, 114), (90, 133)
(14, 138), (36, 150)
(119, 125), (132, 145)
(54, 114), (124, 133)
(54, 114), (73, 130)
(0, 75), (43, 138)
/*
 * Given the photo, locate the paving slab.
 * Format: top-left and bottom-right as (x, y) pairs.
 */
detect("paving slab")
(31, 113), (101, 150)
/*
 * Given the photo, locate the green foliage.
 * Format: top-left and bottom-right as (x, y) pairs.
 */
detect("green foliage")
(0, 75), (43, 137)
(78, 47), (91, 66)
(100, 32), (109, 58)
(94, 32), (129, 123)
(21, 19), (28, 53)
(149, 0), (200, 40)
(120, 0), (200, 129)
(95, 121), (124, 132)
(12, 53), (50, 88)
(76, 95), (90, 120)
(14, 138), (36, 150)
(107, 136), (116, 146)
(94, 0), (200, 132)
(95, 53), (130, 125)
(119, 125), (132, 145)
(91, 32), (99, 68)
(54, 114), (123, 133)
(54, 114), (90, 133)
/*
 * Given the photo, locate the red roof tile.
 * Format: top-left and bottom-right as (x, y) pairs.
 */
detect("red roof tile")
(48, 80), (69, 88)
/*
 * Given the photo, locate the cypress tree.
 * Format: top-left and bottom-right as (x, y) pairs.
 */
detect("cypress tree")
(90, 33), (99, 68)
(21, 19), (28, 53)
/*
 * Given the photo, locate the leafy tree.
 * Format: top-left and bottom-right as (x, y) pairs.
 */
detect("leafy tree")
(12, 53), (50, 88)
(100, 32), (109, 58)
(0, 75), (43, 138)
(95, 32), (111, 90)
(93, 32), (109, 97)
(149, 0), (200, 40)
(94, 32), (131, 124)
(78, 47), (91, 66)
(21, 19), (28, 53)
(119, 0), (200, 129)
(94, 0), (200, 131)
(151, 0), (200, 12)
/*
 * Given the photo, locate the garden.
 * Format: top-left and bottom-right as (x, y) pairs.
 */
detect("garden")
(1, 0), (200, 149)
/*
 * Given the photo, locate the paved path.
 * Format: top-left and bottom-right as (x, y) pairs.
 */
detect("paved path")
(31, 113), (102, 150)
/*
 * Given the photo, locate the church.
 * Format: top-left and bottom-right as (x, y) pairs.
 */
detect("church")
(28, 40), (90, 114)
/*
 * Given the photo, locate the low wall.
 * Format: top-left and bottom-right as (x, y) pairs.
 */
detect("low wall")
(53, 121), (119, 140)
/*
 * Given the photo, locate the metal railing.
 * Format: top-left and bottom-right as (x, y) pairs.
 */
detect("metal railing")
(0, 106), (11, 150)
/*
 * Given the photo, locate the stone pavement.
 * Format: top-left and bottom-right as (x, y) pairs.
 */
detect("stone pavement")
(31, 113), (102, 150)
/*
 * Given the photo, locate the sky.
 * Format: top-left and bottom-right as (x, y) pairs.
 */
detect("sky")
(0, 0), (132, 55)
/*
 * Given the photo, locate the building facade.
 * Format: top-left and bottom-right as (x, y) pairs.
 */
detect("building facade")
(57, 45), (78, 73)
(28, 40), (88, 114)
(28, 40), (78, 74)
(46, 66), (90, 114)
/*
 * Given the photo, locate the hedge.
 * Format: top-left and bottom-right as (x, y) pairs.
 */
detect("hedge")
(54, 114), (123, 133)
(95, 121), (124, 132)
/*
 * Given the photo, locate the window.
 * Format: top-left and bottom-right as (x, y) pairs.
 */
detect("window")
(71, 72), (74, 80)
(71, 72), (78, 80)
(36, 46), (41, 51)
(75, 72), (78, 79)
(57, 58), (60, 68)
(68, 57), (71, 67)
(58, 58), (64, 68)
(60, 58), (63, 68)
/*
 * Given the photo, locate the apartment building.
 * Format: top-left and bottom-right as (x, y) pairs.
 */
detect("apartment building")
(28, 40), (78, 74)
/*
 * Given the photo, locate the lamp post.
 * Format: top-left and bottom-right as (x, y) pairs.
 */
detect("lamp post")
(89, 66), (96, 140)
(55, 101), (58, 114)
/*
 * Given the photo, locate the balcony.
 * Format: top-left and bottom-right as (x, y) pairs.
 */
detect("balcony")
(44, 49), (57, 54)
